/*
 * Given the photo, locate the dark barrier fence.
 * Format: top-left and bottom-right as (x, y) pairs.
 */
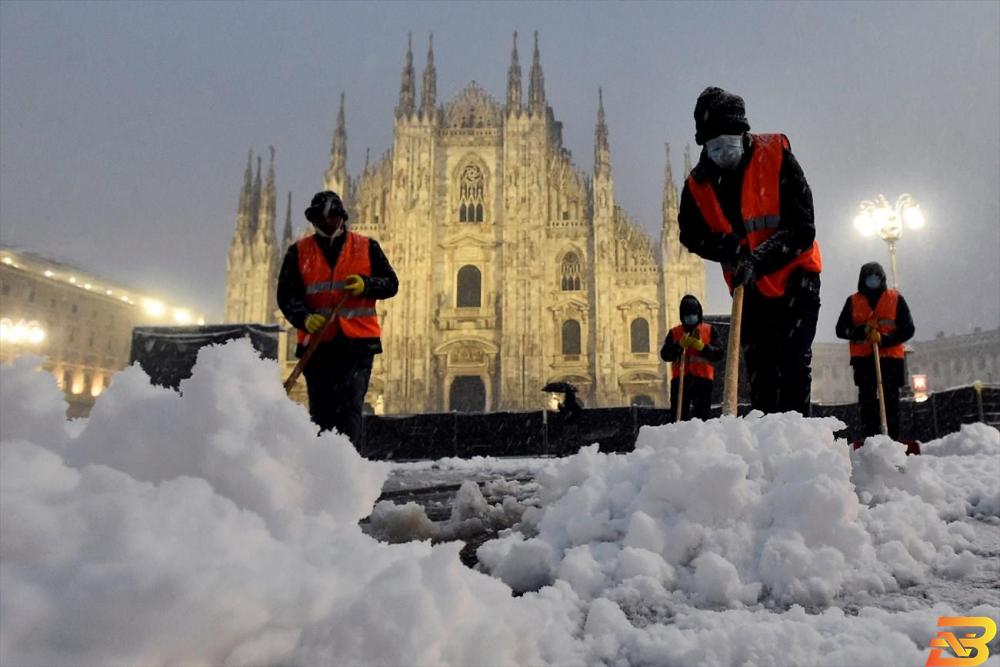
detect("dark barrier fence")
(130, 324), (279, 390)
(360, 385), (1000, 460)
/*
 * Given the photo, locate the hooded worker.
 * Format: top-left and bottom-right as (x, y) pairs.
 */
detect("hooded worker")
(660, 294), (723, 420)
(678, 87), (822, 416)
(835, 262), (915, 439)
(277, 190), (398, 447)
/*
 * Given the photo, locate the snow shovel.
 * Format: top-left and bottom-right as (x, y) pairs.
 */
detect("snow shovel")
(871, 340), (889, 436)
(675, 354), (686, 422)
(283, 293), (351, 395)
(722, 285), (744, 416)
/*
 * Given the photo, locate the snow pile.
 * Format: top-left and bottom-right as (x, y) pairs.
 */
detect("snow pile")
(2, 344), (996, 666)
(853, 425), (1000, 520)
(478, 413), (981, 609)
(0, 343), (582, 666)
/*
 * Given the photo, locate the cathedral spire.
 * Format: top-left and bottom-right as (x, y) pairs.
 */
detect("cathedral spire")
(528, 31), (546, 114)
(594, 88), (611, 178)
(396, 32), (416, 119)
(420, 33), (436, 120)
(324, 92), (348, 194)
(236, 149), (254, 240)
(258, 145), (276, 240)
(662, 142), (678, 216)
(506, 31), (522, 110)
(250, 154), (263, 235)
(683, 143), (693, 177)
(282, 191), (293, 251)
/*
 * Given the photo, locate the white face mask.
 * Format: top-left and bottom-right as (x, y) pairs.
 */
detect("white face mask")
(865, 274), (882, 290)
(705, 134), (744, 170)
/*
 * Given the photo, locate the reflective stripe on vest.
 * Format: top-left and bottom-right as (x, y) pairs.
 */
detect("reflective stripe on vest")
(686, 133), (822, 298)
(849, 289), (905, 359)
(670, 323), (715, 380)
(295, 232), (382, 345)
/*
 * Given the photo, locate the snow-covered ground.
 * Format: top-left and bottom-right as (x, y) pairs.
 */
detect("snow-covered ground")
(2, 340), (998, 666)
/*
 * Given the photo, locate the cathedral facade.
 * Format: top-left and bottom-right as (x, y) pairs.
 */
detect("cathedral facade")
(224, 33), (705, 414)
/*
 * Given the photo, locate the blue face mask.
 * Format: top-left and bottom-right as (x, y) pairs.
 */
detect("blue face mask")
(865, 275), (882, 290)
(705, 134), (744, 170)
(682, 314), (699, 326)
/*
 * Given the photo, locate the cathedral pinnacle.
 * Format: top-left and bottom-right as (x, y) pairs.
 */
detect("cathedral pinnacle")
(258, 145), (276, 239)
(250, 155), (262, 236)
(282, 191), (293, 251)
(594, 87), (611, 177)
(324, 93), (349, 194)
(420, 33), (437, 120)
(683, 143), (693, 177)
(236, 149), (254, 239)
(396, 33), (416, 119)
(528, 31), (546, 114)
(506, 31), (522, 110)
(662, 142), (678, 223)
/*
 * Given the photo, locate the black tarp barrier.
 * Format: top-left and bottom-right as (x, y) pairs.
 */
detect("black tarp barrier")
(359, 386), (998, 460)
(130, 324), (279, 390)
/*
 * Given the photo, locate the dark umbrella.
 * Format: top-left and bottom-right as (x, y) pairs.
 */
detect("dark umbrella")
(542, 381), (577, 394)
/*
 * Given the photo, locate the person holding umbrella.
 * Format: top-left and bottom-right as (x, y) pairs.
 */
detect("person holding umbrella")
(660, 294), (723, 421)
(835, 262), (915, 440)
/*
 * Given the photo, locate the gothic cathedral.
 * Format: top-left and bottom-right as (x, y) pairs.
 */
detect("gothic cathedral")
(224, 33), (705, 414)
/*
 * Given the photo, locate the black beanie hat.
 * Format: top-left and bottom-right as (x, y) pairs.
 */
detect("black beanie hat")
(304, 190), (349, 224)
(694, 86), (751, 145)
(679, 294), (703, 323)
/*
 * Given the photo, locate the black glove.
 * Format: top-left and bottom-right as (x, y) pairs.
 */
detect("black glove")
(733, 253), (755, 287)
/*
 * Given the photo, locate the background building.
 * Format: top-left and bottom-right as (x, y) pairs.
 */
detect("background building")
(0, 246), (204, 417)
(810, 329), (1000, 405)
(225, 33), (707, 414)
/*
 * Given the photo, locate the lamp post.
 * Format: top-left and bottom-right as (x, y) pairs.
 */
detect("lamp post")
(852, 193), (926, 289)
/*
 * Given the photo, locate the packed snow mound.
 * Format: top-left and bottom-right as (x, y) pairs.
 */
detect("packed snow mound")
(478, 413), (981, 609)
(853, 426), (1000, 520)
(0, 343), (581, 666)
(2, 346), (996, 666)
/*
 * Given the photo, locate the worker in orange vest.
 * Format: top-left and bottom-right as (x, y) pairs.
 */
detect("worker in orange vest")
(679, 87), (822, 416)
(277, 191), (398, 446)
(660, 295), (723, 420)
(835, 262), (915, 439)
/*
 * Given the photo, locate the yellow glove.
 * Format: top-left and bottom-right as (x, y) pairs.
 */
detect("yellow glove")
(865, 320), (882, 344)
(305, 313), (327, 334)
(344, 274), (366, 297)
(680, 334), (705, 352)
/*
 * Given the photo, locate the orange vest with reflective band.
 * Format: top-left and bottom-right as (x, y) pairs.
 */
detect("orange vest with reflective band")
(670, 323), (715, 380)
(849, 289), (905, 359)
(295, 232), (381, 345)
(686, 133), (822, 298)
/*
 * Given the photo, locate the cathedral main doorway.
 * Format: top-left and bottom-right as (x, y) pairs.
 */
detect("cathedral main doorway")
(449, 375), (486, 412)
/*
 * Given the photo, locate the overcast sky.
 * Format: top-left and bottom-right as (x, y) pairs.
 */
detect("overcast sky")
(1, 1), (997, 340)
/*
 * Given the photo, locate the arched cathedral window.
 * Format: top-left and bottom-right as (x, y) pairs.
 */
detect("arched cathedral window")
(560, 252), (582, 291)
(457, 265), (482, 308)
(630, 318), (650, 353)
(562, 319), (581, 356)
(458, 164), (485, 223)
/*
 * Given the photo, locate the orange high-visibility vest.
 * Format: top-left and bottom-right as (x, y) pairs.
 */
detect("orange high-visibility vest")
(849, 290), (905, 359)
(295, 232), (381, 345)
(686, 133), (822, 298)
(670, 323), (715, 380)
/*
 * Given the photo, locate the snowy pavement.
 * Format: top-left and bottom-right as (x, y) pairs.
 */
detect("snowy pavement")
(2, 340), (998, 666)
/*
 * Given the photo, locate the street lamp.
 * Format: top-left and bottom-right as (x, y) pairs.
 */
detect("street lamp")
(852, 193), (925, 289)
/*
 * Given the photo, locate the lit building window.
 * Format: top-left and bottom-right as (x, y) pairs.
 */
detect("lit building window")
(458, 164), (485, 223)
(456, 265), (481, 308)
(631, 318), (650, 353)
(562, 319), (581, 355)
(560, 252), (582, 291)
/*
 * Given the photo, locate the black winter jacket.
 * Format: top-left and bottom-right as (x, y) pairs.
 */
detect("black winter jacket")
(277, 231), (398, 356)
(678, 135), (816, 282)
(834, 292), (915, 358)
(660, 324), (724, 364)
